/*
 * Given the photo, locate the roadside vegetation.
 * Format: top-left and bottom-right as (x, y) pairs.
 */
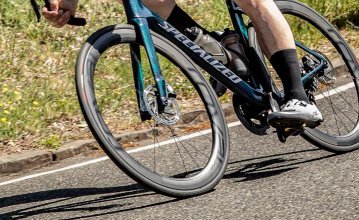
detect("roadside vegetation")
(0, 0), (358, 154)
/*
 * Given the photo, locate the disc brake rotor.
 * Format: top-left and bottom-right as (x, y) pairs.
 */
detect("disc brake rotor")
(143, 85), (180, 126)
(316, 52), (336, 86)
(302, 51), (336, 87)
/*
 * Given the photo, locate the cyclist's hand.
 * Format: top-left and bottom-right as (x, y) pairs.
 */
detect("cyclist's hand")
(42, 0), (79, 28)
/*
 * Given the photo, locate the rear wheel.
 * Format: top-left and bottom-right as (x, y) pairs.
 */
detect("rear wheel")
(276, 0), (359, 152)
(75, 25), (229, 197)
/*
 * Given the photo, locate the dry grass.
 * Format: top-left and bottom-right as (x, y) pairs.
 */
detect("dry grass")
(0, 0), (358, 155)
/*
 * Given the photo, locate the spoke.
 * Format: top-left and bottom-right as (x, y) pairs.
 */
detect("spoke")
(169, 127), (201, 169)
(319, 86), (356, 125)
(173, 133), (189, 176)
(152, 122), (157, 172)
(119, 116), (148, 148)
(326, 86), (350, 133)
(321, 88), (341, 135)
(318, 87), (351, 134)
(162, 125), (210, 158)
(329, 85), (359, 114)
(321, 118), (330, 134)
(178, 116), (213, 143)
(174, 135), (210, 160)
(132, 120), (144, 132)
(149, 121), (171, 174)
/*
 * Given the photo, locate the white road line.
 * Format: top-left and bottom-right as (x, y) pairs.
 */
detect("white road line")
(0, 82), (355, 186)
(315, 82), (354, 100)
(128, 120), (242, 154)
(0, 120), (242, 187)
(0, 157), (109, 186)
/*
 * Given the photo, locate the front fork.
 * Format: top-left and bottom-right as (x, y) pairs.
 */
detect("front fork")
(130, 18), (169, 120)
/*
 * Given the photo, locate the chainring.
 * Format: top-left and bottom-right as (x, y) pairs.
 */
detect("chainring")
(232, 94), (269, 135)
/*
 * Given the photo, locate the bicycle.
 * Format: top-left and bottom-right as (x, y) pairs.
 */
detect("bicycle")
(31, 0), (359, 197)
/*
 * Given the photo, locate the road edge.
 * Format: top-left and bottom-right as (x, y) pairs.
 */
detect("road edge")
(1, 49), (358, 175)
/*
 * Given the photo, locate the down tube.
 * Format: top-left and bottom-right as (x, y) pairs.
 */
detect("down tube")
(148, 18), (267, 106)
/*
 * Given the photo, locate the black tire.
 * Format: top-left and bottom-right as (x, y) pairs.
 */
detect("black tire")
(276, 0), (359, 152)
(75, 24), (229, 197)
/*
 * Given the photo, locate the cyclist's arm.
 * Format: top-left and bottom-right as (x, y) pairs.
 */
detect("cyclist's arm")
(42, 0), (175, 28)
(42, 0), (79, 28)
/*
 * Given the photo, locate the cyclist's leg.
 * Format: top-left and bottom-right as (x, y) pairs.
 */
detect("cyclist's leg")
(119, 0), (210, 35)
(235, 0), (295, 57)
(118, 0), (175, 19)
(236, 0), (307, 101)
(141, 0), (176, 19)
(236, 0), (322, 126)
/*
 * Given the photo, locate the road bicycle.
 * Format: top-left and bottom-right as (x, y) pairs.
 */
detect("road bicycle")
(31, 0), (359, 197)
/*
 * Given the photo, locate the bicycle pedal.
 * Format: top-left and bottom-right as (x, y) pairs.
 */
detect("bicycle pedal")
(270, 121), (305, 129)
(306, 120), (322, 129)
(275, 124), (305, 143)
(283, 127), (304, 136)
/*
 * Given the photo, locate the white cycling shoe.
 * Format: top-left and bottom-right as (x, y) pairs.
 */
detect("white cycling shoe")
(267, 99), (323, 128)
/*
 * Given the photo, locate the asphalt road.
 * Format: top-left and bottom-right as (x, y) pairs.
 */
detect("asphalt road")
(1, 84), (358, 219)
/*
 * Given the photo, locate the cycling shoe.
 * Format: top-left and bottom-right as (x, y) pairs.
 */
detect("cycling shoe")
(267, 99), (323, 128)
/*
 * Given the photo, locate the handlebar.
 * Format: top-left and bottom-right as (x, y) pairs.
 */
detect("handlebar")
(30, 0), (86, 26)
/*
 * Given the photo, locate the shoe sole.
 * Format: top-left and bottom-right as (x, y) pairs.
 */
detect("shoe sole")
(267, 115), (322, 129)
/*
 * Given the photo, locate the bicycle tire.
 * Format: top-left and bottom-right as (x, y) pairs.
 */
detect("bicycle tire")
(276, 0), (359, 152)
(75, 24), (229, 197)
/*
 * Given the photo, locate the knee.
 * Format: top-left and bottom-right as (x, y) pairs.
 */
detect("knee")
(238, 0), (273, 12)
(145, 0), (176, 9)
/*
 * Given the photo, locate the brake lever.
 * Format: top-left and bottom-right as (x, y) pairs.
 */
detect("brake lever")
(30, 0), (41, 22)
(43, 0), (86, 26)
(29, 0), (86, 26)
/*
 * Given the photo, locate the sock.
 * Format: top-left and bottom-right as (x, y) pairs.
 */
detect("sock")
(167, 5), (211, 36)
(270, 49), (309, 103)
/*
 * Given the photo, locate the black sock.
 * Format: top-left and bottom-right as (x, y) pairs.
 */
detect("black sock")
(167, 5), (210, 36)
(270, 49), (309, 103)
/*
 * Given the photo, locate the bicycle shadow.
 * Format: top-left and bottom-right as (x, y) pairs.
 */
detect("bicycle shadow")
(0, 148), (339, 219)
(0, 183), (179, 220)
(224, 148), (337, 182)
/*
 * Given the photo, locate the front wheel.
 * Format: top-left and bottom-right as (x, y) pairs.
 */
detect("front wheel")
(276, 0), (359, 152)
(75, 25), (229, 197)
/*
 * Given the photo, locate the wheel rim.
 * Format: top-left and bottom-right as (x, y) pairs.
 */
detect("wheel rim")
(77, 27), (227, 192)
(277, 3), (359, 147)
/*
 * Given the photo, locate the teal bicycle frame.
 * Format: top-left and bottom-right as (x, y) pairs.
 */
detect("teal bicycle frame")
(122, 0), (327, 117)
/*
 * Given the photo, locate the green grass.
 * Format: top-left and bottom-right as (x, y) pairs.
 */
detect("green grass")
(301, 0), (359, 28)
(0, 0), (358, 153)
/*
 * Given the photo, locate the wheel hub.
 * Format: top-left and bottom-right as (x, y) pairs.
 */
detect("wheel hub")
(143, 85), (180, 126)
(301, 52), (336, 88)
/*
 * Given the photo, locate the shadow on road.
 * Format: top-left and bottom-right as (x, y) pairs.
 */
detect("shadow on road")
(224, 148), (337, 182)
(0, 183), (179, 220)
(0, 148), (340, 219)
